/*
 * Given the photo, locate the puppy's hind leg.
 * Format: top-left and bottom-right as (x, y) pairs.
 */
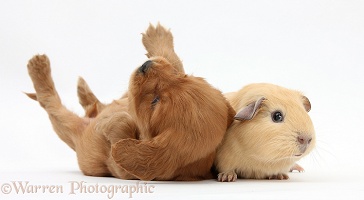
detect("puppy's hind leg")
(77, 77), (106, 117)
(27, 55), (84, 150)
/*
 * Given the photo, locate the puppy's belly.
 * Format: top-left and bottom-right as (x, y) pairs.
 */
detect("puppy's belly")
(75, 102), (132, 177)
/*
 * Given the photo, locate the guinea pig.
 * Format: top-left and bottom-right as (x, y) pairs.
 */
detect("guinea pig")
(215, 83), (316, 181)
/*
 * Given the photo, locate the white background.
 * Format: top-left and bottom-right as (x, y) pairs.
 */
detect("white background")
(1, 0), (363, 199)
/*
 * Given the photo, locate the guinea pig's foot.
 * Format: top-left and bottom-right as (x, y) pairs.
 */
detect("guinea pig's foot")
(267, 173), (289, 180)
(289, 163), (305, 172)
(217, 171), (237, 182)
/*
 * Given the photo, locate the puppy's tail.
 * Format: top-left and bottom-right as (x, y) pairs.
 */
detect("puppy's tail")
(26, 54), (85, 150)
(77, 77), (105, 117)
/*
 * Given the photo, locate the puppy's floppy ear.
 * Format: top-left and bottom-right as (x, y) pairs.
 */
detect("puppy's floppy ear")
(112, 138), (159, 181)
(302, 96), (311, 112)
(234, 97), (265, 121)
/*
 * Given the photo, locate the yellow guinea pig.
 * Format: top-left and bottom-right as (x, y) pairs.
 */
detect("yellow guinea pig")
(215, 83), (316, 181)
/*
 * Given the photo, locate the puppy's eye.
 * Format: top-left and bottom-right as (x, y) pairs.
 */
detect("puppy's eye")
(272, 111), (284, 123)
(151, 96), (160, 106)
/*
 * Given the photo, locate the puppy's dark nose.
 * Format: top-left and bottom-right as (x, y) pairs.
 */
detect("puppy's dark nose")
(139, 60), (153, 74)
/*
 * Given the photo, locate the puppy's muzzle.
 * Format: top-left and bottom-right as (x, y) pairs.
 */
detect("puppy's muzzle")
(139, 60), (153, 74)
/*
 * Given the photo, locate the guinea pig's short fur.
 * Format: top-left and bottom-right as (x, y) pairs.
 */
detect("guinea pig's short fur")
(215, 83), (316, 181)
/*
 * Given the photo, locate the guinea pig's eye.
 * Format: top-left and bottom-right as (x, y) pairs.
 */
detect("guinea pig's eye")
(272, 111), (284, 123)
(151, 96), (160, 107)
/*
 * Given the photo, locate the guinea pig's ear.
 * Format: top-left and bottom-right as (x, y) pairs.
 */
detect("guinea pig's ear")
(302, 96), (311, 112)
(234, 97), (265, 121)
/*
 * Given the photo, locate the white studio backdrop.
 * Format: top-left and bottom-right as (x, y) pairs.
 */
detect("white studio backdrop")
(0, 0), (363, 199)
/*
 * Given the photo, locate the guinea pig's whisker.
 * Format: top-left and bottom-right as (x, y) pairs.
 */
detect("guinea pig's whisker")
(309, 150), (321, 168)
(308, 145), (332, 169)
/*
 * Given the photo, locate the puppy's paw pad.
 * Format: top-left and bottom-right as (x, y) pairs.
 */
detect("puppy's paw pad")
(217, 171), (237, 182)
(144, 23), (173, 42)
(142, 23), (174, 57)
(27, 54), (51, 74)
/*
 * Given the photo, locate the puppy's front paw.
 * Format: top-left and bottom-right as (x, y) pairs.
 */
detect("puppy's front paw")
(142, 23), (174, 58)
(217, 171), (237, 182)
(267, 173), (289, 180)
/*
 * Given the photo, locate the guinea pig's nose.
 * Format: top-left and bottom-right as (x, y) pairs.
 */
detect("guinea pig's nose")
(297, 135), (312, 145)
(297, 134), (312, 154)
(139, 60), (153, 74)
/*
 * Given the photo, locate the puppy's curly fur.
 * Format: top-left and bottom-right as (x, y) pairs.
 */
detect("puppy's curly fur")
(26, 24), (234, 181)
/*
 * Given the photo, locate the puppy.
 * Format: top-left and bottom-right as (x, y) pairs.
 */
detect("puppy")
(77, 24), (235, 180)
(26, 25), (234, 180)
(111, 56), (235, 180)
(215, 83), (316, 181)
